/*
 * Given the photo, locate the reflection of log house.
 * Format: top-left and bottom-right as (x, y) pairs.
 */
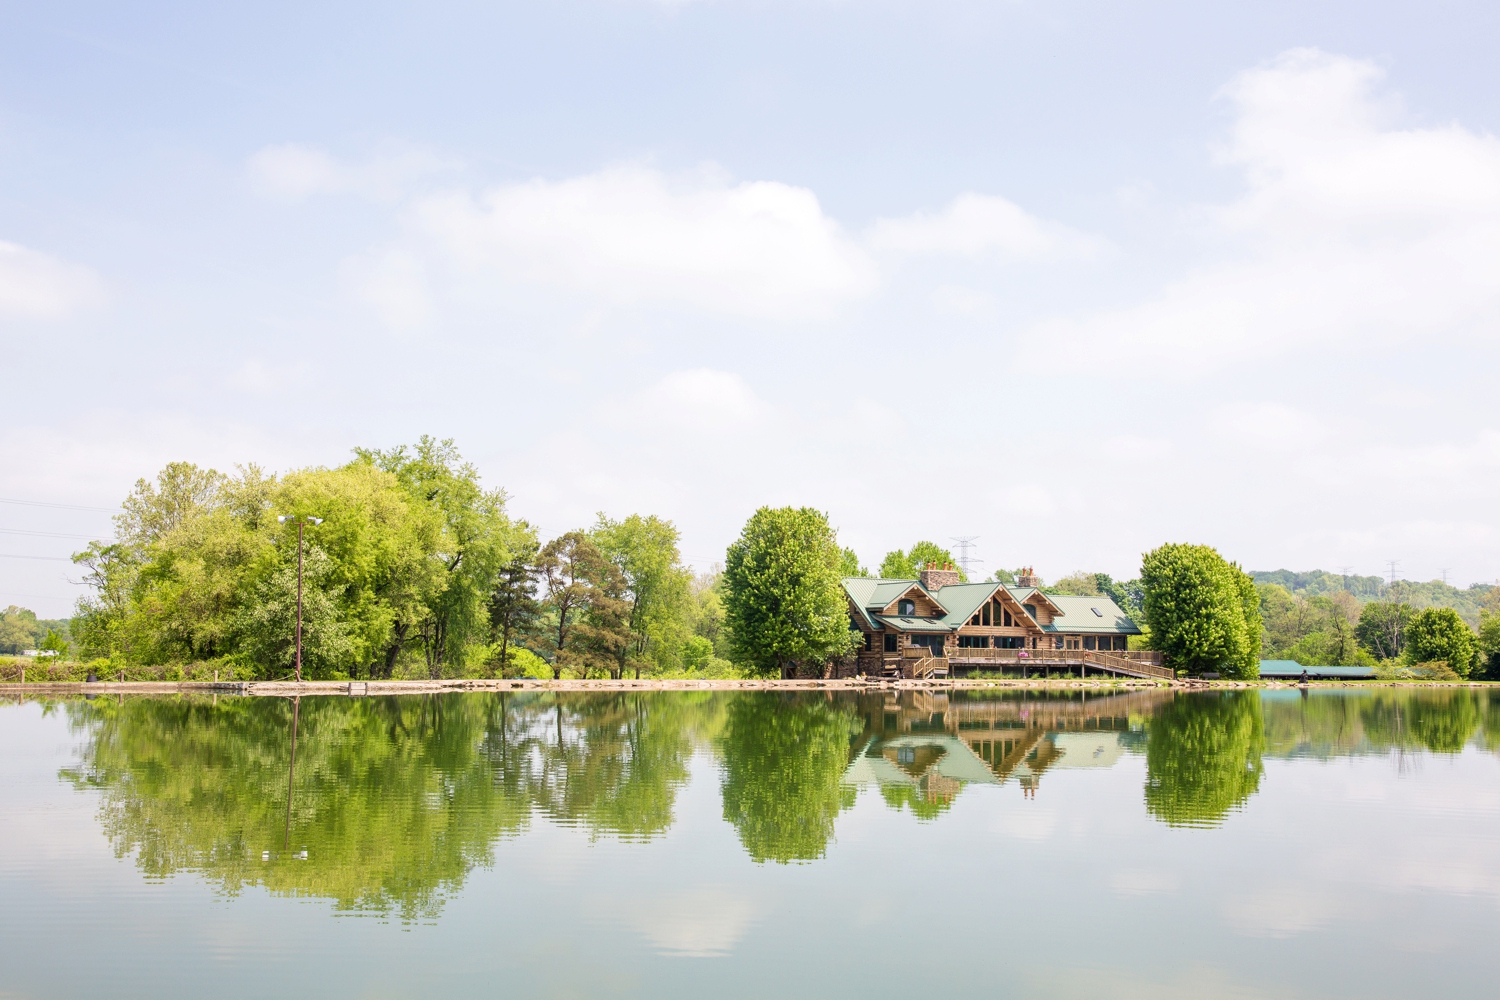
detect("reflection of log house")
(843, 565), (1170, 680)
(845, 689), (1169, 805)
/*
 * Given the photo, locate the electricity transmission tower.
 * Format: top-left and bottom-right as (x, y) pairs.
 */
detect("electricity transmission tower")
(950, 536), (983, 579)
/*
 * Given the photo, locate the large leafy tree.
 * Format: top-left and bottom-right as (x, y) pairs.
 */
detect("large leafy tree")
(592, 514), (692, 678)
(1404, 607), (1479, 677)
(723, 507), (861, 678)
(356, 437), (527, 678)
(1140, 543), (1261, 678)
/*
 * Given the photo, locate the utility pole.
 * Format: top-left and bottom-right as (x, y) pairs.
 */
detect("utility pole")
(950, 536), (983, 580)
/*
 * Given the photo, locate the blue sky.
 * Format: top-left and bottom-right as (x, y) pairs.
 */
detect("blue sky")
(4, 1), (1500, 616)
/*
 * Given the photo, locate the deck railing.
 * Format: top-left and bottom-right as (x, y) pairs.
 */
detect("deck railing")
(945, 647), (1173, 680)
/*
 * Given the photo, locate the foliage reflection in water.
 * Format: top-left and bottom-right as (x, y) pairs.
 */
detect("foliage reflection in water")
(56, 687), (1500, 920)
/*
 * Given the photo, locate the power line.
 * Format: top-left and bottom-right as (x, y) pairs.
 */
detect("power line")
(0, 497), (117, 513)
(950, 536), (983, 578)
(0, 553), (73, 561)
(0, 528), (113, 540)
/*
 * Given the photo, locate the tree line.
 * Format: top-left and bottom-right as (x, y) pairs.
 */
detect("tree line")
(12, 438), (1496, 682)
(66, 439), (732, 681)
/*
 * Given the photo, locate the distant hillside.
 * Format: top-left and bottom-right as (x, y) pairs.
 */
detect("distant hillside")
(1250, 570), (1498, 627)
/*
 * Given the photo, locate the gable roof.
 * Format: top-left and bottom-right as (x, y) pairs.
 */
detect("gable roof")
(843, 577), (947, 614)
(1039, 593), (1142, 635)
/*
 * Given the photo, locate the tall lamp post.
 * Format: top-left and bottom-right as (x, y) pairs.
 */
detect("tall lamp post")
(277, 515), (323, 683)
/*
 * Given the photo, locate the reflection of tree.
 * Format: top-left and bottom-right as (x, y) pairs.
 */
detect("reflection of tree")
(62, 695), (530, 920)
(61, 692), (722, 920)
(1145, 692), (1264, 828)
(514, 693), (701, 839)
(878, 782), (954, 820)
(1406, 691), (1480, 754)
(717, 694), (858, 863)
(1354, 690), (1481, 754)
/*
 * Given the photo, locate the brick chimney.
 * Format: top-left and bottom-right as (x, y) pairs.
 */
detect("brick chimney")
(920, 561), (961, 591)
(1016, 566), (1040, 588)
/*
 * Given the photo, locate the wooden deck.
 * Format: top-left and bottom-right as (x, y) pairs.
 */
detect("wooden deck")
(883, 647), (1173, 681)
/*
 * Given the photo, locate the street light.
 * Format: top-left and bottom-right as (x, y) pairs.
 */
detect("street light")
(277, 515), (323, 683)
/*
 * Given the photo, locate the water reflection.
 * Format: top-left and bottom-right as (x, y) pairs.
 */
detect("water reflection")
(1144, 691), (1265, 828)
(54, 687), (1500, 919)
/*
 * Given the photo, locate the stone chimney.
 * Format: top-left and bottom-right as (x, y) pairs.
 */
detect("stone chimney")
(1016, 566), (1040, 588)
(919, 561), (962, 591)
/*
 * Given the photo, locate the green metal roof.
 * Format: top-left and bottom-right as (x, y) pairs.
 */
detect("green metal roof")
(1039, 594), (1142, 635)
(842, 577), (948, 624)
(931, 581), (1007, 627)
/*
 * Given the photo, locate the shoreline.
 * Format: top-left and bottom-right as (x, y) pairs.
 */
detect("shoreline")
(0, 677), (1494, 697)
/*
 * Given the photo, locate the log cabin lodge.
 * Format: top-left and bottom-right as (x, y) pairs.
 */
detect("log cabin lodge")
(844, 564), (1169, 680)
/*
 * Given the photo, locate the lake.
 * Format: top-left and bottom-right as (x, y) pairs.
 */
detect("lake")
(2, 687), (1498, 999)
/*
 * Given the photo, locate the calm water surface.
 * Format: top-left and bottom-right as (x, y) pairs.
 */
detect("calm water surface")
(2, 688), (1498, 999)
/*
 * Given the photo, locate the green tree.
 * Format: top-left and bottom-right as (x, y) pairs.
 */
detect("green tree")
(487, 542), (542, 676)
(1355, 601), (1413, 661)
(38, 629), (70, 659)
(356, 437), (524, 678)
(536, 531), (628, 679)
(1144, 691), (1265, 827)
(878, 541), (967, 581)
(1404, 607), (1479, 677)
(723, 507), (861, 678)
(1140, 543), (1261, 678)
(1479, 610), (1500, 680)
(839, 547), (869, 577)
(233, 545), (354, 678)
(717, 694), (858, 863)
(593, 514), (692, 678)
(0, 606), (43, 654)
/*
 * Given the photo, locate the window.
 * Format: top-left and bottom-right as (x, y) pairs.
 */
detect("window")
(981, 603), (991, 626)
(1003, 609), (1012, 627)
(864, 632), (873, 651)
(884, 633), (898, 652)
(1091, 607), (1104, 617)
(898, 599), (914, 616)
(970, 614), (980, 625)
(1024, 604), (1037, 620)
(1054, 637), (1065, 649)
(1084, 636), (1096, 650)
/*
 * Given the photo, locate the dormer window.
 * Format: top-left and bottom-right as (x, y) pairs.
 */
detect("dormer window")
(898, 599), (915, 616)
(1024, 604), (1037, 619)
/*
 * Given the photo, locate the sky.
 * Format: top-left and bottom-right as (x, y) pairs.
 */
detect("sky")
(2, 0), (1499, 618)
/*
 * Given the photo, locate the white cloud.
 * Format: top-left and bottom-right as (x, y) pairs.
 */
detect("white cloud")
(0, 241), (102, 321)
(628, 887), (762, 957)
(867, 193), (1103, 259)
(631, 369), (772, 434)
(1027, 49), (1500, 375)
(247, 143), (455, 203)
(411, 163), (877, 319)
(338, 246), (432, 331)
